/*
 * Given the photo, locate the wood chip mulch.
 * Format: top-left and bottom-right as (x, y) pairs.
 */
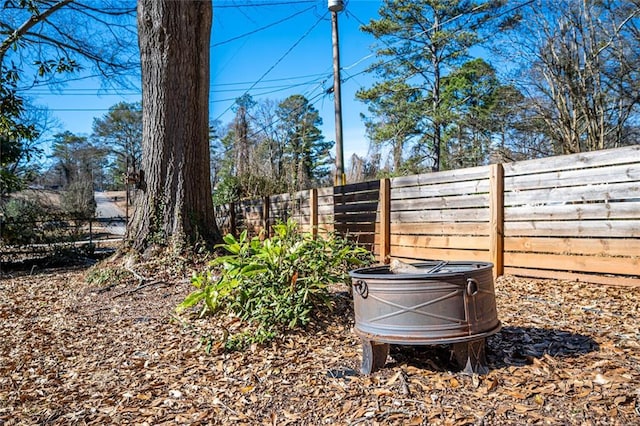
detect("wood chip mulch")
(1, 264), (639, 425)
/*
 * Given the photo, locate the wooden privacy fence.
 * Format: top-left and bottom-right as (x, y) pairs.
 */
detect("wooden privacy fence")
(214, 145), (640, 287)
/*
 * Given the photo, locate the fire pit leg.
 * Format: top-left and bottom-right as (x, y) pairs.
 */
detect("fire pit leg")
(360, 339), (390, 374)
(452, 338), (489, 375)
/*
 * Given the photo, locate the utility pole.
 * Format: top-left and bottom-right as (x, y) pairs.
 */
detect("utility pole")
(329, 0), (345, 186)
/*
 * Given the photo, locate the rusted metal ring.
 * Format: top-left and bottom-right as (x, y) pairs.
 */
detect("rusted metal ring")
(466, 278), (479, 296)
(354, 280), (368, 298)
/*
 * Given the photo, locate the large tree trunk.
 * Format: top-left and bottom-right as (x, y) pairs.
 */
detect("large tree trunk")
(131, 0), (218, 252)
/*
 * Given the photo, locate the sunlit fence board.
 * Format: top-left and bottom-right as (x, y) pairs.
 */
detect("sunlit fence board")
(502, 145), (640, 286)
(267, 191), (314, 234)
(388, 166), (493, 264)
(237, 198), (264, 237)
(213, 204), (233, 236)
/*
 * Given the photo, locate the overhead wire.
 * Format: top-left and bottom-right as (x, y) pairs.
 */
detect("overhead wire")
(243, 85), (331, 142)
(26, 2), (538, 125)
(213, 5), (316, 47)
(214, 1), (316, 8)
(25, 72), (333, 96)
(19, 2), (340, 117)
(212, 7), (329, 122)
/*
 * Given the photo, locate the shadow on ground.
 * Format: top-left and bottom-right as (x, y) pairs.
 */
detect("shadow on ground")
(382, 326), (598, 373)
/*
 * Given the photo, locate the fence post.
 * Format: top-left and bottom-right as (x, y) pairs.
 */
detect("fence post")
(380, 178), (391, 264)
(263, 196), (270, 238)
(310, 188), (318, 238)
(229, 202), (237, 236)
(489, 163), (504, 279)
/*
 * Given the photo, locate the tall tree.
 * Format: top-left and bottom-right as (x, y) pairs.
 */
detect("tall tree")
(251, 99), (285, 188)
(130, 0), (218, 251)
(440, 58), (513, 168)
(498, 0), (640, 154)
(92, 101), (143, 189)
(277, 95), (333, 192)
(358, 80), (423, 173)
(232, 94), (255, 180)
(358, 0), (508, 172)
(0, 72), (40, 197)
(49, 131), (105, 188)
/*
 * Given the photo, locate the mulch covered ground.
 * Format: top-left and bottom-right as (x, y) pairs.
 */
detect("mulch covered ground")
(1, 260), (639, 425)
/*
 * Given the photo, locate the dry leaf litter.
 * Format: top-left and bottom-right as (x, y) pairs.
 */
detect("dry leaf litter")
(1, 263), (639, 425)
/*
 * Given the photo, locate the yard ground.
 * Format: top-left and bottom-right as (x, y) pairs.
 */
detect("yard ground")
(0, 260), (638, 425)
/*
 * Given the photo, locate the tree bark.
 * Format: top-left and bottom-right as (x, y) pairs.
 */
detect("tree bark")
(131, 0), (218, 252)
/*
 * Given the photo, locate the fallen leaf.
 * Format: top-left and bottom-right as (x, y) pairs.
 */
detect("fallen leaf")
(594, 374), (609, 385)
(513, 403), (536, 413)
(372, 388), (394, 397)
(533, 394), (544, 406)
(386, 370), (402, 386)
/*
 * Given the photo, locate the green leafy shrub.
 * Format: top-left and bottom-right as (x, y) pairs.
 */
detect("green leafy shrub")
(177, 219), (373, 349)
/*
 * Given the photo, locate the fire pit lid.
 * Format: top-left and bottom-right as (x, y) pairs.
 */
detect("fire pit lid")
(349, 261), (493, 280)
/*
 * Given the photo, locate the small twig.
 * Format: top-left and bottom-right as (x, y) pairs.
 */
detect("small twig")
(94, 283), (118, 294)
(399, 398), (428, 406)
(125, 264), (150, 283)
(377, 409), (411, 420)
(213, 398), (241, 418)
(112, 280), (166, 298)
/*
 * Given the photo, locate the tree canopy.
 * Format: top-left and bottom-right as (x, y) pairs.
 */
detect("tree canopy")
(1, 0), (138, 197)
(213, 94), (334, 203)
(357, 0), (511, 173)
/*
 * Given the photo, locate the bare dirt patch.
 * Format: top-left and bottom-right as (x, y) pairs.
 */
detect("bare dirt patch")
(1, 266), (638, 425)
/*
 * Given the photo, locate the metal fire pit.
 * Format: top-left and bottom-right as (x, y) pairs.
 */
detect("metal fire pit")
(349, 261), (501, 374)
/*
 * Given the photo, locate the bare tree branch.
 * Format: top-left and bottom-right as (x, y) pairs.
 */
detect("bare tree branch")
(0, 0), (75, 67)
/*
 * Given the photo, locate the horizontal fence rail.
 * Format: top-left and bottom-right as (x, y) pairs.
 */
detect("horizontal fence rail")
(1, 216), (126, 263)
(214, 145), (640, 287)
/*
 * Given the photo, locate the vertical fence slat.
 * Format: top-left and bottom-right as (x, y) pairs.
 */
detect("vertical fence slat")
(262, 196), (270, 238)
(230, 202), (237, 236)
(310, 188), (318, 238)
(489, 163), (504, 279)
(380, 178), (391, 264)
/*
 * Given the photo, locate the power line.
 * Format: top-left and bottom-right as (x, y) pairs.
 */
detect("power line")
(213, 72), (329, 86)
(214, 1), (316, 8)
(28, 79), (316, 96)
(23, 72), (335, 99)
(243, 84), (331, 141)
(213, 5), (316, 47)
(29, 92), (141, 96)
(213, 9), (329, 122)
(32, 73), (332, 110)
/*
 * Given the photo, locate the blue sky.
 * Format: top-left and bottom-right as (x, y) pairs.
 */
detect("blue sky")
(29, 0), (383, 161)
(211, 0), (381, 159)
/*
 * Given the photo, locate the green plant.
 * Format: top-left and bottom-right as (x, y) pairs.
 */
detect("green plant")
(177, 219), (373, 349)
(85, 266), (128, 289)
